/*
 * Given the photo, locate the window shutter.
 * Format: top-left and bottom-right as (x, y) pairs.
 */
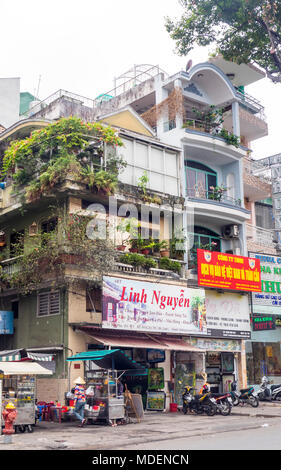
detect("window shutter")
(38, 291), (60, 316)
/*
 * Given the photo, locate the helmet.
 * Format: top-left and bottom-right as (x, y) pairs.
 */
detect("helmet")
(5, 402), (16, 410)
(262, 376), (268, 383)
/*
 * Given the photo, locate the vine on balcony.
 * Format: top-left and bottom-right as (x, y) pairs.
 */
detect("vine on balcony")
(2, 117), (125, 203)
(0, 211), (116, 295)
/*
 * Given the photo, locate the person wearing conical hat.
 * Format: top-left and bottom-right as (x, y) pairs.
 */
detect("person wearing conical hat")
(73, 377), (86, 427)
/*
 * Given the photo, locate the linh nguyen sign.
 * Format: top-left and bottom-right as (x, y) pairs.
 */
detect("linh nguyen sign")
(249, 252), (281, 315)
(197, 249), (261, 292)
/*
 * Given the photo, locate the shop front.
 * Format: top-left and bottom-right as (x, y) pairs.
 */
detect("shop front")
(247, 252), (281, 385)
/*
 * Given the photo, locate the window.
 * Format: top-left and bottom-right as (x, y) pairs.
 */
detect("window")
(11, 300), (19, 320)
(189, 226), (221, 265)
(185, 161), (217, 199)
(37, 291), (60, 317)
(10, 230), (24, 257)
(86, 288), (101, 312)
(41, 218), (58, 234)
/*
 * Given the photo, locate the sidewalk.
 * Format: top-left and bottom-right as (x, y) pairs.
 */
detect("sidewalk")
(1, 402), (281, 450)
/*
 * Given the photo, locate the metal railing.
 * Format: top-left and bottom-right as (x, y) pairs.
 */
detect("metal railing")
(246, 224), (275, 246)
(236, 90), (266, 121)
(21, 89), (96, 118)
(186, 188), (242, 207)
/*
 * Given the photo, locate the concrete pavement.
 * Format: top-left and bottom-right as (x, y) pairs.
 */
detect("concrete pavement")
(1, 402), (281, 450)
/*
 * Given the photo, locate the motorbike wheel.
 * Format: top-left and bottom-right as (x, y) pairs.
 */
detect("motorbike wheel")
(275, 392), (281, 401)
(182, 404), (188, 415)
(219, 401), (231, 416)
(249, 396), (259, 407)
(205, 405), (217, 416)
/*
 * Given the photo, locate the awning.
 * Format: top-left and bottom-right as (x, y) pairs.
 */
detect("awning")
(76, 327), (205, 353)
(0, 350), (22, 361)
(0, 348), (55, 362)
(67, 349), (147, 372)
(0, 361), (53, 375)
(26, 352), (54, 362)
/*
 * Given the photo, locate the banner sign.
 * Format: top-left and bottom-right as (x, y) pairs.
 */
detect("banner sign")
(197, 249), (261, 292)
(0, 311), (14, 335)
(205, 290), (251, 339)
(102, 276), (207, 335)
(249, 252), (281, 314)
(252, 315), (275, 331)
(102, 276), (250, 339)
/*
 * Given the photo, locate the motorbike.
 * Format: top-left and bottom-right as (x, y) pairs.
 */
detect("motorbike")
(229, 381), (259, 407)
(182, 385), (218, 416)
(257, 376), (281, 402)
(210, 392), (232, 416)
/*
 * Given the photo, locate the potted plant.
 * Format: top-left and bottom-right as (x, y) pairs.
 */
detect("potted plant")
(117, 218), (139, 251)
(159, 240), (170, 258)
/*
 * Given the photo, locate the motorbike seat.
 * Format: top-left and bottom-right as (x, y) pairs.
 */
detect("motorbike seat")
(240, 387), (252, 394)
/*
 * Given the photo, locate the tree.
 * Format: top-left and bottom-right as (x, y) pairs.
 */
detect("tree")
(165, 0), (281, 83)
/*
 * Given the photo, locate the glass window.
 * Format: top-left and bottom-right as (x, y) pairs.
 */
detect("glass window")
(185, 161), (217, 199)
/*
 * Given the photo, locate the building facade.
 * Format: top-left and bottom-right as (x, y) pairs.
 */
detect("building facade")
(0, 58), (269, 406)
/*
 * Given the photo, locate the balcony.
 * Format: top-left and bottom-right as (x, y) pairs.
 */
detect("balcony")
(243, 157), (271, 202)
(246, 224), (277, 254)
(186, 188), (242, 208)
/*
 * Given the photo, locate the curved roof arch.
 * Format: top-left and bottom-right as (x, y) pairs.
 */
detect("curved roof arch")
(187, 62), (237, 105)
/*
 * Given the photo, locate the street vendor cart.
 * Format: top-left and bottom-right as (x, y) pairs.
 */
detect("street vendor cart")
(67, 349), (146, 425)
(0, 361), (52, 433)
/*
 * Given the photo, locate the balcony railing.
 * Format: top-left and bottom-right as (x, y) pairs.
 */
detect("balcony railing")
(186, 188), (242, 207)
(236, 90), (267, 122)
(246, 224), (275, 246)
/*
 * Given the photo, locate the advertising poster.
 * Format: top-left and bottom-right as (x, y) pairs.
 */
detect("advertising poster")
(197, 249), (261, 292)
(205, 290), (251, 339)
(102, 276), (207, 335)
(249, 252), (281, 315)
(146, 391), (166, 411)
(0, 311), (13, 334)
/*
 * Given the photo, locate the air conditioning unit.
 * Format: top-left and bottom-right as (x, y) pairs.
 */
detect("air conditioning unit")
(222, 224), (240, 239)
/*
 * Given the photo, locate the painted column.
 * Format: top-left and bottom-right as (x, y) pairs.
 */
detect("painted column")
(174, 79), (183, 130)
(232, 101), (240, 137)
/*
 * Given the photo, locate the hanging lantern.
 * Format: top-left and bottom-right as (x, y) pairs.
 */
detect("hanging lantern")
(0, 231), (6, 247)
(29, 222), (38, 237)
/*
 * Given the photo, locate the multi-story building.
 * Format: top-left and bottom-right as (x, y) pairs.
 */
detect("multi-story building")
(0, 58), (268, 406)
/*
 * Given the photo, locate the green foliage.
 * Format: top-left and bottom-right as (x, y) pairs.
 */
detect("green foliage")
(218, 128), (240, 147)
(159, 257), (181, 274)
(2, 117), (124, 203)
(165, 0), (281, 83)
(0, 211), (116, 295)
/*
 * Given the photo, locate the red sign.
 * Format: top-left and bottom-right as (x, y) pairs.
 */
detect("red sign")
(197, 249), (261, 292)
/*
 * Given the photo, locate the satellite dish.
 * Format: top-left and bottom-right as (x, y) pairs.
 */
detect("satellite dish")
(186, 59), (193, 72)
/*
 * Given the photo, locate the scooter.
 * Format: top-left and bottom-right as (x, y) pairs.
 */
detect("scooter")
(210, 391), (232, 416)
(257, 376), (272, 402)
(229, 381), (259, 407)
(182, 385), (218, 416)
(257, 376), (281, 401)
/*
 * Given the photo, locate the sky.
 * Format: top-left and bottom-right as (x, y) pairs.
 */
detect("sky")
(1, 0), (280, 160)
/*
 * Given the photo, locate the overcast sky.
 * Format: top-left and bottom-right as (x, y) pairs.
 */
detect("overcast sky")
(1, 0), (280, 159)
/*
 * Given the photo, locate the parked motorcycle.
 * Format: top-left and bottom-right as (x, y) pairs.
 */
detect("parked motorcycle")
(210, 392), (232, 416)
(182, 385), (218, 416)
(257, 376), (281, 402)
(229, 381), (259, 407)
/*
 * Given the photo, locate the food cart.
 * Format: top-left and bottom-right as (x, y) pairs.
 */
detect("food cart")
(0, 361), (53, 433)
(67, 349), (146, 425)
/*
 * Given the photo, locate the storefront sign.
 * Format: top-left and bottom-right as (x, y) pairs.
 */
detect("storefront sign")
(249, 252), (281, 314)
(252, 315), (276, 331)
(205, 290), (251, 339)
(147, 349), (166, 363)
(188, 337), (241, 352)
(197, 249), (261, 292)
(0, 311), (13, 335)
(102, 276), (208, 335)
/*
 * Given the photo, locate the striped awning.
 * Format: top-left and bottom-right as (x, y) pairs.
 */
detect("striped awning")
(26, 352), (54, 362)
(0, 350), (22, 361)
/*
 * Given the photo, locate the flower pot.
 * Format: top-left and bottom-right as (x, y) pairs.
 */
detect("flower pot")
(117, 245), (126, 251)
(141, 249), (150, 255)
(129, 248), (138, 253)
(160, 250), (170, 258)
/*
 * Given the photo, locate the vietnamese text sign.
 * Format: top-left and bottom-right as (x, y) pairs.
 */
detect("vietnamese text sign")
(252, 315), (275, 331)
(0, 311), (13, 334)
(249, 252), (281, 314)
(205, 290), (251, 339)
(197, 249), (261, 292)
(102, 276), (208, 335)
